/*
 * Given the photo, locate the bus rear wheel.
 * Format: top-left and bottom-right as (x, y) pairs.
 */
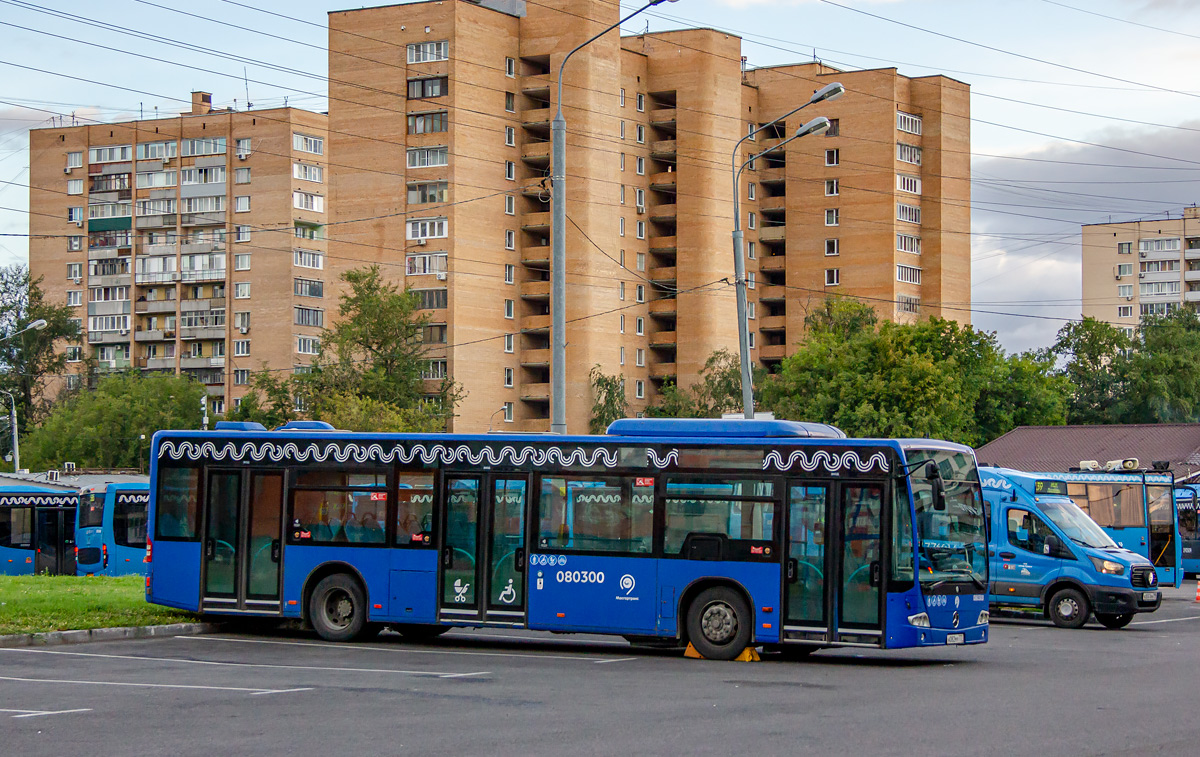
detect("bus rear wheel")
(1095, 612), (1134, 630)
(1047, 587), (1090, 629)
(310, 574), (369, 642)
(686, 586), (752, 661)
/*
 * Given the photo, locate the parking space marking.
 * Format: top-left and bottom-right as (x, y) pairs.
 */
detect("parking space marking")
(1, 707), (93, 719)
(0, 674), (309, 696)
(184, 634), (636, 665)
(1132, 614), (1200, 625)
(0, 648), (489, 680)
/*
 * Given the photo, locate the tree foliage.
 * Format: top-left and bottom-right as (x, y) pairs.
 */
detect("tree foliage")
(646, 349), (750, 419)
(1050, 317), (1130, 424)
(22, 372), (204, 471)
(589, 365), (628, 434)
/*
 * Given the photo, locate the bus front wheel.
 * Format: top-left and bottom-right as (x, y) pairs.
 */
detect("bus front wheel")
(310, 574), (368, 642)
(686, 586), (752, 661)
(1095, 612), (1134, 630)
(1047, 587), (1090, 629)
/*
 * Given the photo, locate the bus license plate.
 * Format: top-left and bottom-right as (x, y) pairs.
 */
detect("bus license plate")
(947, 633), (965, 645)
(1143, 592), (1158, 601)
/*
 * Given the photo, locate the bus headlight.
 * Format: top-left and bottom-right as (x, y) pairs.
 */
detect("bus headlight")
(977, 611), (989, 625)
(908, 612), (930, 628)
(1088, 556), (1125, 576)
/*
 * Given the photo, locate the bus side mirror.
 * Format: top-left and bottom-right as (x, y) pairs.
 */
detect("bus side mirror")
(1044, 534), (1061, 557)
(926, 462), (947, 511)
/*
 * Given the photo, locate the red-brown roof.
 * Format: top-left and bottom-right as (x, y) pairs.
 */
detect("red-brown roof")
(975, 424), (1200, 480)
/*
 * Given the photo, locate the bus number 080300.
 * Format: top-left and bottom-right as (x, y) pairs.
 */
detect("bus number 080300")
(556, 570), (604, 584)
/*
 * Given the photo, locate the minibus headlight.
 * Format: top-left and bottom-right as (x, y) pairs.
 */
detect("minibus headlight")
(977, 611), (989, 625)
(1088, 556), (1125, 575)
(908, 612), (930, 628)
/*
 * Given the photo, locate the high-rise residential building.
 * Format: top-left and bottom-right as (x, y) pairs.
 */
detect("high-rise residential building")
(326, 0), (970, 433)
(27, 92), (329, 413)
(1081, 207), (1200, 334)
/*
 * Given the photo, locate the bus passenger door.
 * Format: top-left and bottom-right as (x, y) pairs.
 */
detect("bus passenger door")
(439, 476), (483, 622)
(485, 477), (528, 624)
(202, 469), (284, 612)
(836, 483), (885, 645)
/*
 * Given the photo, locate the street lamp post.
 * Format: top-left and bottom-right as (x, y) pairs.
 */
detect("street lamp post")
(551, 0), (679, 435)
(730, 83), (843, 419)
(0, 318), (48, 472)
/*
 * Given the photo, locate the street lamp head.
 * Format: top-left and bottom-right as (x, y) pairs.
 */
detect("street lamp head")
(28, 319), (48, 331)
(794, 116), (832, 139)
(808, 82), (845, 105)
(649, 0), (680, 4)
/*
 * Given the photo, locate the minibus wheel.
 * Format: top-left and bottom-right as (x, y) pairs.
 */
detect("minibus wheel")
(1095, 612), (1134, 630)
(686, 586), (752, 661)
(310, 573), (368, 641)
(1047, 587), (1090, 629)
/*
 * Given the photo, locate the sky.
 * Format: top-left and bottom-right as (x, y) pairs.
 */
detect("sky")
(2, 0), (1200, 353)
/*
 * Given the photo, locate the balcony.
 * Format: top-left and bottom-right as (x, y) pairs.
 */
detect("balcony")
(759, 315), (787, 332)
(520, 348), (551, 367)
(761, 200), (787, 217)
(179, 268), (227, 283)
(144, 356), (176, 371)
(180, 356), (209, 370)
(521, 383), (551, 402)
(180, 241), (225, 255)
(759, 226), (786, 244)
(181, 212), (226, 226)
(522, 212), (551, 231)
(521, 108), (551, 132)
(521, 73), (551, 96)
(87, 330), (129, 344)
(134, 329), (168, 342)
(521, 141), (550, 167)
(648, 266), (677, 284)
(95, 358), (132, 373)
(1186, 290), (1200, 303)
(1139, 271), (1180, 283)
(649, 362), (677, 380)
(759, 255), (787, 273)
(180, 326), (225, 340)
(650, 139), (677, 160)
(137, 214), (177, 228)
(649, 235), (677, 253)
(760, 285), (786, 302)
(649, 299), (677, 317)
(649, 108), (676, 127)
(649, 331), (677, 348)
(134, 271), (179, 285)
(759, 344), (787, 361)
(1185, 269), (1200, 282)
(181, 297), (226, 311)
(521, 314), (551, 333)
(520, 280), (550, 300)
(649, 204), (677, 223)
(134, 299), (178, 314)
(757, 167), (786, 186)
(522, 246), (550, 265)
(649, 172), (677, 193)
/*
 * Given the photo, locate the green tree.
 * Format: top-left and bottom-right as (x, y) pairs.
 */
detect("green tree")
(320, 392), (448, 433)
(1050, 317), (1129, 424)
(0, 265), (81, 443)
(1114, 308), (1200, 423)
(22, 372), (204, 471)
(646, 348), (750, 418)
(589, 365), (628, 434)
(225, 368), (297, 429)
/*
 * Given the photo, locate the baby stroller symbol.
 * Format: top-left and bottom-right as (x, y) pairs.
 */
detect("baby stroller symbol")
(498, 579), (516, 604)
(453, 578), (470, 603)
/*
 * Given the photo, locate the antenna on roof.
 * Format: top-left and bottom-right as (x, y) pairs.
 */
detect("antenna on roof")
(244, 66), (252, 110)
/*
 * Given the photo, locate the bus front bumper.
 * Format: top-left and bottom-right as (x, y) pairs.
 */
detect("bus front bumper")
(1089, 585), (1161, 615)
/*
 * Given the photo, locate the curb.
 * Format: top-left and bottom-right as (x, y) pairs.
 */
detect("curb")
(0, 622), (223, 649)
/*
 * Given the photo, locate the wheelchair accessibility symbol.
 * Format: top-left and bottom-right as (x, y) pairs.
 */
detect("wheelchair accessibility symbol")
(498, 579), (517, 604)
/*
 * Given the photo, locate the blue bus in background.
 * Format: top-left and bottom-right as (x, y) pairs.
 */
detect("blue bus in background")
(145, 418), (989, 659)
(980, 468), (1160, 629)
(1172, 486), (1200, 576)
(0, 485), (77, 575)
(76, 483), (151, 576)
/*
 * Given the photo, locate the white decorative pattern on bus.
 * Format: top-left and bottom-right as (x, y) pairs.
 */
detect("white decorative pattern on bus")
(647, 449), (678, 469)
(157, 439), (643, 469)
(116, 493), (150, 504)
(762, 449), (890, 474)
(0, 495), (76, 506)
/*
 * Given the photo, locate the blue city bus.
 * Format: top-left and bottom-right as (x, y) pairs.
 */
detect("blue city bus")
(75, 483), (151, 576)
(0, 485), (77, 575)
(1172, 485), (1200, 576)
(1031, 471), (1183, 588)
(146, 418), (989, 659)
(980, 468), (1160, 629)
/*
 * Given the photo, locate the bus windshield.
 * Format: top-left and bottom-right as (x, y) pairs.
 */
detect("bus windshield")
(1037, 498), (1117, 549)
(907, 450), (987, 591)
(79, 492), (104, 528)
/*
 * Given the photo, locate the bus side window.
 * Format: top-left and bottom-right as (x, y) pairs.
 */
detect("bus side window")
(156, 467), (200, 539)
(0, 506), (33, 549)
(395, 471), (435, 546)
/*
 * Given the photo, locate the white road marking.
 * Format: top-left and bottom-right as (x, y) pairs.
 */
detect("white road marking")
(592, 657), (636, 664)
(1131, 614), (1200, 625)
(184, 634), (635, 664)
(0, 648), (487, 679)
(1, 707), (93, 718)
(0, 674), (305, 696)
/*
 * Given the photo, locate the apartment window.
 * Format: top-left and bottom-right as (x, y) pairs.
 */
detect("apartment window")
(291, 133), (324, 155)
(505, 195), (515, 215)
(1118, 306), (1134, 318)
(897, 233), (921, 254)
(66, 290), (82, 307)
(294, 306), (324, 327)
(748, 212), (756, 230)
(620, 346), (626, 365)
(234, 282), (251, 299)
(825, 238), (839, 256)
(505, 57), (516, 77)
(1141, 302), (1177, 317)
(1140, 238), (1181, 252)
(134, 199), (175, 217)
(620, 314), (626, 333)
(825, 209), (839, 226)
(826, 118), (840, 137)
(897, 174), (921, 194)
(234, 339), (250, 356)
(234, 253), (251, 270)
(824, 268), (840, 287)
(636, 284), (645, 303)
(1117, 241), (1132, 255)
(182, 138), (226, 157)
(296, 336), (321, 355)
(619, 281), (626, 300)
(1117, 284), (1134, 298)
(504, 333), (514, 353)
(620, 250), (626, 268)
(636, 348), (645, 367)
(505, 229), (516, 250)
(423, 360), (447, 380)
(748, 272), (756, 290)
(293, 192), (324, 212)
(620, 121), (626, 140)
(407, 146), (449, 168)
(65, 346), (82, 362)
(407, 217), (448, 240)
(67, 206), (83, 223)
(503, 367), (514, 388)
(90, 202), (132, 219)
(748, 332), (756, 349)
(406, 252), (447, 275)
(897, 264), (922, 285)
(1140, 281), (1182, 297)
(505, 92), (515, 112)
(67, 236), (83, 252)
(407, 77), (448, 99)
(294, 278), (324, 298)
(747, 302), (755, 319)
(181, 166), (226, 185)
(294, 249), (323, 269)
(635, 188), (645, 208)
(635, 157), (645, 175)
(234, 370), (250, 386)
(408, 181), (448, 204)
(747, 183), (756, 201)
(620, 88), (626, 107)
(407, 40), (448, 63)
(66, 151), (83, 169)
(505, 161), (516, 180)
(408, 111), (448, 134)
(636, 124), (645, 144)
(66, 179), (83, 195)
(897, 203), (921, 224)
(620, 153), (626, 172)
(747, 241), (756, 260)
(636, 252), (645, 271)
(897, 143), (922, 165)
(1116, 263), (1133, 277)
(504, 264), (515, 284)
(235, 138), (251, 157)
(636, 221), (645, 240)
(235, 167), (252, 184)
(136, 170), (175, 189)
(619, 217), (625, 237)
(415, 289), (448, 309)
(235, 196), (251, 213)
(636, 93), (645, 112)
(505, 126), (516, 146)
(88, 145), (132, 163)
(825, 149), (839, 166)
(635, 316), (644, 335)
(292, 163), (322, 183)
(635, 380), (645, 400)
(235, 225), (251, 243)
(180, 196), (224, 214)
(825, 179), (839, 196)
(504, 299), (514, 319)
(748, 122), (757, 140)
(897, 111), (923, 135)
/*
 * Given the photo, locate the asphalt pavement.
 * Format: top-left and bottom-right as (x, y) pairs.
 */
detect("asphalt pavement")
(3, 585), (1200, 756)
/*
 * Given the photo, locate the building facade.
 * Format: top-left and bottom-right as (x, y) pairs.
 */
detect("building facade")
(1081, 207), (1200, 333)
(28, 92), (329, 413)
(326, 0), (971, 432)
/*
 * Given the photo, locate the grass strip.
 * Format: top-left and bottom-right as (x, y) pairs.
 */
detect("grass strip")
(0, 574), (196, 635)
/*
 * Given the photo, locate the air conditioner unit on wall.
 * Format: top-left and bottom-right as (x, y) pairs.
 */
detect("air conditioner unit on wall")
(436, 272), (447, 280)
(64, 167), (71, 174)
(417, 238), (427, 246)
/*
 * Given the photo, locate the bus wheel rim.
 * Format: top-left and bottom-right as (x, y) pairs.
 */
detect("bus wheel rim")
(700, 601), (737, 644)
(325, 590), (354, 629)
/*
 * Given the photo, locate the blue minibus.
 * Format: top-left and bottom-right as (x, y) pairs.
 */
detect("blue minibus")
(980, 468), (1160, 629)
(75, 483), (151, 576)
(0, 485), (78, 575)
(1173, 485), (1199, 576)
(146, 418), (989, 659)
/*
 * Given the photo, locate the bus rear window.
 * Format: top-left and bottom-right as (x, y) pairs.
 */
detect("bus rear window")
(0, 507), (32, 549)
(156, 467), (201, 539)
(114, 494), (149, 548)
(79, 493), (105, 528)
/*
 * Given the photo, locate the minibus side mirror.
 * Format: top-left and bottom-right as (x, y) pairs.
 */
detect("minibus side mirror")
(926, 462), (947, 511)
(1044, 534), (1062, 557)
